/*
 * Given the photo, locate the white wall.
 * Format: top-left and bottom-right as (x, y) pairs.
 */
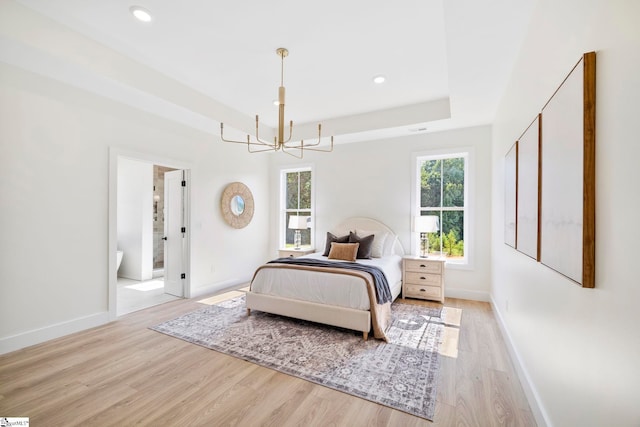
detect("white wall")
(491, 1), (640, 426)
(0, 5), (271, 352)
(268, 125), (493, 300)
(117, 158), (153, 281)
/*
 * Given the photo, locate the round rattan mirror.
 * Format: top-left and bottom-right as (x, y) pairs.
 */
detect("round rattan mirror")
(221, 182), (254, 228)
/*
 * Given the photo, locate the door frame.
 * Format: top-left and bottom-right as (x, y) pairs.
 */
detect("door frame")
(108, 147), (192, 321)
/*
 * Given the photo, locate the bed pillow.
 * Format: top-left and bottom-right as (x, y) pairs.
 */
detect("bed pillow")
(355, 229), (388, 258)
(383, 234), (398, 256)
(383, 233), (398, 255)
(349, 231), (374, 259)
(322, 232), (350, 256)
(328, 242), (359, 262)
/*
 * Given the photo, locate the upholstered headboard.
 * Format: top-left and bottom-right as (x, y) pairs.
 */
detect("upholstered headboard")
(330, 217), (405, 256)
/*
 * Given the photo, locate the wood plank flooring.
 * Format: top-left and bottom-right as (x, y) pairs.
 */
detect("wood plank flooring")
(0, 292), (537, 426)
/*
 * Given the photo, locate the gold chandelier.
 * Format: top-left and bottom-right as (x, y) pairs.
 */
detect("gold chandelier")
(220, 48), (333, 158)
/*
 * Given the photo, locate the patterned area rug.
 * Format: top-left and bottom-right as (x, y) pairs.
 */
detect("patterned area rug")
(151, 296), (447, 420)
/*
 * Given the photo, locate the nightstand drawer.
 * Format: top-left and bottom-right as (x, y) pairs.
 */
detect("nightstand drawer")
(402, 256), (445, 302)
(404, 259), (442, 274)
(404, 284), (442, 299)
(404, 272), (441, 286)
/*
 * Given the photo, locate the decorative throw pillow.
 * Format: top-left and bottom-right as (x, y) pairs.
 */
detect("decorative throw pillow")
(322, 232), (350, 256)
(355, 229), (388, 258)
(328, 242), (360, 262)
(349, 231), (374, 259)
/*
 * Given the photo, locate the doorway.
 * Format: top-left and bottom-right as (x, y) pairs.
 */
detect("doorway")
(152, 165), (176, 277)
(109, 151), (191, 318)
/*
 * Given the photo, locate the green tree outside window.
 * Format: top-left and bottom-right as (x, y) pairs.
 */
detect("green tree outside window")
(283, 169), (312, 248)
(419, 155), (466, 259)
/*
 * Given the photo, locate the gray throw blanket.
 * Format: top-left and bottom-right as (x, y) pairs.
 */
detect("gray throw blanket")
(267, 257), (392, 304)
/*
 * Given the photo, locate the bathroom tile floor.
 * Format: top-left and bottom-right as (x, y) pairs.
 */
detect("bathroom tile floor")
(117, 277), (181, 316)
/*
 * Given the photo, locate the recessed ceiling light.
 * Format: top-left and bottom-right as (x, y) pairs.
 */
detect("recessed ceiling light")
(373, 75), (386, 84)
(130, 6), (153, 23)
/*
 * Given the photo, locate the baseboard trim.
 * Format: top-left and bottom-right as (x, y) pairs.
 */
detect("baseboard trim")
(445, 288), (490, 302)
(0, 311), (110, 355)
(490, 295), (551, 427)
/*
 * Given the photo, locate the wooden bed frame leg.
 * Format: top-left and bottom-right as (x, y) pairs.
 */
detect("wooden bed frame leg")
(247, 308), (251, 316)
(363, 331), (368, 341)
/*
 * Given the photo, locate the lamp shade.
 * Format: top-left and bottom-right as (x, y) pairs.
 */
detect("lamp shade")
(288, 215), (308, 230)
(413, 215), (439, 233)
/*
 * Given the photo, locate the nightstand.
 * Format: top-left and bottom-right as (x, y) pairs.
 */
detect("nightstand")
(402, 256), (445, 303)
(278, 248), (315, 258)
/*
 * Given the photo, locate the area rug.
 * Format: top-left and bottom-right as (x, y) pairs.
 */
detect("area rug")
(151, 296), (450, 420)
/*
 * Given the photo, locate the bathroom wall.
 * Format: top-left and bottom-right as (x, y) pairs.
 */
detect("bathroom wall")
(153, 165), (176, 270)
(117, 158), (153, 281)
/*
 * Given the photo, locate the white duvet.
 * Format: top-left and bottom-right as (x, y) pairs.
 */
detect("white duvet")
(250, 252), (403, 311)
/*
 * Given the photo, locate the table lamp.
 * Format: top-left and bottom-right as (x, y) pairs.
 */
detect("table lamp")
(413, 215), (439, 257)
(288, 215), (308, 249)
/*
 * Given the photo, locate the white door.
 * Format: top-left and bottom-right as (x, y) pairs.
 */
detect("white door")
(163, 169), (186, 297)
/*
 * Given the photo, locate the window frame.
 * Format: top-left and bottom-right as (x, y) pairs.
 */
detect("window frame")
(411, 149), (473, 268)
(279, 166), (314, 250)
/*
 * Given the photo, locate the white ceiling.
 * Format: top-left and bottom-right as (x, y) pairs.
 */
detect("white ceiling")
(11, 0), (536, 143)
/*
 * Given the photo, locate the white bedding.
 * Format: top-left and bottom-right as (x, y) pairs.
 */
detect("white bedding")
(250, 252), (403, 311)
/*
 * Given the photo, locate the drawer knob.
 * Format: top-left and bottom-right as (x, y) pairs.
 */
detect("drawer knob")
(420, 276), (426, 280)
(420, 264), (426, 267)
(420, 288), (426, 292)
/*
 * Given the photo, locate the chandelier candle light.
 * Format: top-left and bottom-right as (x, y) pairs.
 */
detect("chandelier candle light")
(288, 215), (308, 249)
(413, 215), (440, 258)
(220, 48), (334, 158)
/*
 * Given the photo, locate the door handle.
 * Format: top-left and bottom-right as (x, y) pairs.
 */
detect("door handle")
(162, 236), (168, 241)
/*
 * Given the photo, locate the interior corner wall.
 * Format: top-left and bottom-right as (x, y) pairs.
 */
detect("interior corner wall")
(268, 125), (493, 301)
(491, 1), (640, 426)
(116, 158), (153, 281)
(0, 64), (270, 353)
(0, 1), (275, 353)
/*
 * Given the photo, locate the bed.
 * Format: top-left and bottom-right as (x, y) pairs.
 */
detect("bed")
(246, 217), (404, 341)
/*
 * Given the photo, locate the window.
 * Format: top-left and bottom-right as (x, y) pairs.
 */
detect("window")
(416, 153), (468, 263)
(281, 167), (313, 249)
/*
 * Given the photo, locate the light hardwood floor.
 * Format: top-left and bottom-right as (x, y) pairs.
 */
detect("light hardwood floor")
(0, 292), (537, 426)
